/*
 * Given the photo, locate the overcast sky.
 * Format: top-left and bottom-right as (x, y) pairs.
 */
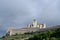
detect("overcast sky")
(0, 0), (60, 36)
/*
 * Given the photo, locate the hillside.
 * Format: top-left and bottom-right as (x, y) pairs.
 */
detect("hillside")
(1, 33), (35, 40)
(0, 25), (60, 40)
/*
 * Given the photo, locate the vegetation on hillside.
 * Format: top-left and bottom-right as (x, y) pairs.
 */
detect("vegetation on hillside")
(0, 28), (60, 40)
(28, 28), (60, 40)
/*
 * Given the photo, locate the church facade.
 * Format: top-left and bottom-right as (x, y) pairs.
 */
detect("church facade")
(7, 19), (46, 36)
(27, 19), (46, 28)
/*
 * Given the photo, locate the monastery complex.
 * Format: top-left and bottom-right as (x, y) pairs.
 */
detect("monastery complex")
(7, 19), (46, 36)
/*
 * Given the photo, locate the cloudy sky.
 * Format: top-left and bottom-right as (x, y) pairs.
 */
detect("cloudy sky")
(0, 0), (60, 36)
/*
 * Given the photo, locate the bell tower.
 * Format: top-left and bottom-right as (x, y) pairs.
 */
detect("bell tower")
(32, 19), (37, 27)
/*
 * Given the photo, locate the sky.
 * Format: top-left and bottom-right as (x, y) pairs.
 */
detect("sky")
(0, 0), (60, 37)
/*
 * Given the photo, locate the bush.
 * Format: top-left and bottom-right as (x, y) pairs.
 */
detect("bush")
(2, 36), (5, 38)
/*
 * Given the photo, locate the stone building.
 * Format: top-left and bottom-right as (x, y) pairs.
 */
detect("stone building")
(7, 19), (46, 36)
(28, 19), (46, 28)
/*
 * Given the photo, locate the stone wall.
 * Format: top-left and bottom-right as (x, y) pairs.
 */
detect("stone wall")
(7, 28), (40, 36)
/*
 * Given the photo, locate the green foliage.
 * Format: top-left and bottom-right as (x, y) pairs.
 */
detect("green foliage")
(2, 36), (5, 38)
(28, 28), (60, 40)
(50, 37), (57, 40)
(51, 28), (60, 38)
(11, 39), (14, 40)
(45, 29), (53, 40)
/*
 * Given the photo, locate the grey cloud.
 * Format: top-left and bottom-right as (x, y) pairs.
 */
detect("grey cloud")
(0, 0), (60, 36)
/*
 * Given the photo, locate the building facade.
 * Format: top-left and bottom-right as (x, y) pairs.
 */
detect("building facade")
(28, 19), (46, 28)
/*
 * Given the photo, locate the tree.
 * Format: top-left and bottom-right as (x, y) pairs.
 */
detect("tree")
(55, 28), (60, 37)
(2, 36), (5, 38)
(47, 29), (53, 38)
(45, 29), (53, 40)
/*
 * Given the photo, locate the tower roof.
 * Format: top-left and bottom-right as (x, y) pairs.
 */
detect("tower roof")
(33, 19), (36, 22)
